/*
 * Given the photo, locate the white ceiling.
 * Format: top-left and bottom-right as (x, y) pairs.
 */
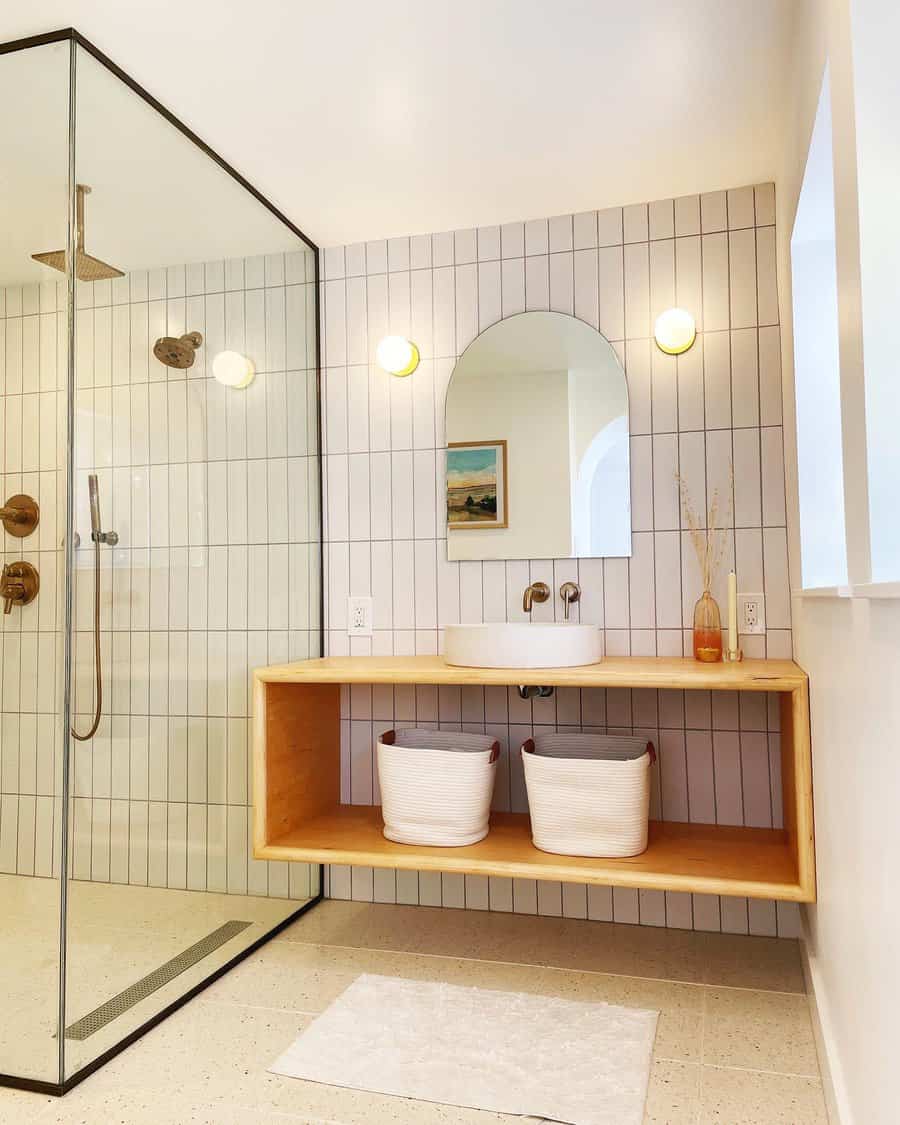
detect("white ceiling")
(1, 1), (795, 250)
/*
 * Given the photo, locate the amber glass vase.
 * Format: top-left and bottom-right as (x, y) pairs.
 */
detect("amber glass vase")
(692, 590), (723, 662)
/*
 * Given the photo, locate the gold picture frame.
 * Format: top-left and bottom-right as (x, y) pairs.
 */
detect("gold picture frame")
(447, 440), (508, 530)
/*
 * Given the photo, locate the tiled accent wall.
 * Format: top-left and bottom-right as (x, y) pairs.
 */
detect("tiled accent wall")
(320, 182), (800, 936)
(0, 250), (321, 901)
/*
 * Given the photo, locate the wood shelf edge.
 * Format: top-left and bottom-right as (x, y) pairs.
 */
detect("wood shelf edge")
(254, 654), (808, 692)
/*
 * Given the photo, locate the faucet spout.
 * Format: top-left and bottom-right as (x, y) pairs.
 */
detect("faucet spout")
(522, 581), (550, 613)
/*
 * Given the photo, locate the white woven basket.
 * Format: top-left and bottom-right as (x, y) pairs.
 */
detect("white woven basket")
(377, 728), (499, 847)
(522, 733), (655, 858)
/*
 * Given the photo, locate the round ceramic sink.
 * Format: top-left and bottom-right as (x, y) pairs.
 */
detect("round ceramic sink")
(443, 622), (603, 669)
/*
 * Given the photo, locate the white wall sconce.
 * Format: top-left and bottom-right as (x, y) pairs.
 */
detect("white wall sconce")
(376, 335), (419, 377)
(212, 350), (255, 388)
(653, 308), (696, 355)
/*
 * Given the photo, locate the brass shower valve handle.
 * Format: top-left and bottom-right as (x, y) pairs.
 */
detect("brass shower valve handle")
(0, 494), (40, 538)
(0, 561), (39, 614)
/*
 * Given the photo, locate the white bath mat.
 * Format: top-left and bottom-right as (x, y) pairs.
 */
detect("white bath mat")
(269, 974), (658, 1125)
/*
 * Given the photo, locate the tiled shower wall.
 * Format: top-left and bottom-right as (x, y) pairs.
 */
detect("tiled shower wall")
(320, 182), (800, 936)
(0, 280), (66, 879)
(0, 251), (321, 901)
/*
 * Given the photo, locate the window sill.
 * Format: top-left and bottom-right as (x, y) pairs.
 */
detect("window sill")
(793, 583), (900, 600)
(848, 581), (900, 600)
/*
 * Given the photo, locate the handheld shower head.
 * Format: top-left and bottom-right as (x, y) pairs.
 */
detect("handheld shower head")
(88, 473), (101, 539)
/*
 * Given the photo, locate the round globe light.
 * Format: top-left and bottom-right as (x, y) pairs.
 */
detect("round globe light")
(376, 335), (419, 376)
(212, 350), (255, 388)
(654, 308), (696, 355)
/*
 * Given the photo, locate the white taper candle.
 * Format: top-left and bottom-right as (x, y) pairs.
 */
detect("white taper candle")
(727, 570), (738, 654)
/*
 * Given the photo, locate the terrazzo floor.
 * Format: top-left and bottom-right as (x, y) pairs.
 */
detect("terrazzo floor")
(0, 875), (311, 1085)
(0, 899), (829, 1124)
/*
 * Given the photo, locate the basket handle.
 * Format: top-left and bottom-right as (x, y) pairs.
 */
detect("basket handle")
(489, 740), (501, 763)
(646, 740), (657, 765)
(381, 729), (396, 745)
(522, 738), (535, 755)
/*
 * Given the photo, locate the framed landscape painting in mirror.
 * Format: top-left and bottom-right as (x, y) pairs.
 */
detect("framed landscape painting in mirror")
(447, 440), (508, 530)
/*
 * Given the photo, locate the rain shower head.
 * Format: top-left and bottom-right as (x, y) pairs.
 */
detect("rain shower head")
(153, 331), (203, 369)
(32, 184), (124, 282)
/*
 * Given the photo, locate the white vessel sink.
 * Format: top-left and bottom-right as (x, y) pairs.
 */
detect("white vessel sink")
(443, 623), (603, 669)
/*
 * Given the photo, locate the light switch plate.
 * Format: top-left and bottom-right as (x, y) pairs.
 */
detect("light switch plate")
(738, 592), (766, 635)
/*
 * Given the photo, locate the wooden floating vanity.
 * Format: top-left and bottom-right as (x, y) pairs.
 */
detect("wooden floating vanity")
(252, 655), (815, 903)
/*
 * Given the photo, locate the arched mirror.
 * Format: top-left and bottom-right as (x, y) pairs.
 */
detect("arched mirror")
(445, 311), (631, 561)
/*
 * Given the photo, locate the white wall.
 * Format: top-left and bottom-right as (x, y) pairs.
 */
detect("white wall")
(320, 185), (799, 935)
(778, 2), (900, 1121)
(850, 0), (900, 581)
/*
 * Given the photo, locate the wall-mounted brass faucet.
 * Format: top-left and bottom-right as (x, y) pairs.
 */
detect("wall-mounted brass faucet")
(522, 581), (550, 613)
(0, 562), (39, 614)
(0, 495), (39, 538)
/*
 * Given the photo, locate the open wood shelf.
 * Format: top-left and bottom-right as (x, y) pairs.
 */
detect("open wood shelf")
(252, 655), (816, 903)
(257, 654), (806, 692)
(262, 805), (805, 901)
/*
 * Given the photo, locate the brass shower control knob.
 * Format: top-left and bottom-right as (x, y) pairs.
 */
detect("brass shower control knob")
(0, 494), (39, 538)
(0, 562), (39, 614)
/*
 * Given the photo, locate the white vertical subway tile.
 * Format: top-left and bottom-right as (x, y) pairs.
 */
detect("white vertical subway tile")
(500, 222), (524, 259)
(702, 234), (730, 332)
(700, 191), (727, 233)
(758, 325), (783, 426)
(674, 195), (701, 237)
(755, 225), (779, 326)
(727, 186), (756, 230)
(729, 227), (758, 329)
(623, 243), (650, 339)
(524, 219), (548, 256)
(754, 182), (776, 226)
(623, 204), (649, 243)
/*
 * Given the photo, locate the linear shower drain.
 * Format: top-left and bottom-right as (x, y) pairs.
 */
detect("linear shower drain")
(64, 919), (253, 1040)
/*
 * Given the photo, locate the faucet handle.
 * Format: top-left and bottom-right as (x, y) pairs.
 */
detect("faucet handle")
(1, 564), (15, 615)
(559, 581), (581, 621)
(0, 561), (39, 614)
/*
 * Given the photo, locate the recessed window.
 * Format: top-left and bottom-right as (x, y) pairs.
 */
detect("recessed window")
(790, 67), (848, 589)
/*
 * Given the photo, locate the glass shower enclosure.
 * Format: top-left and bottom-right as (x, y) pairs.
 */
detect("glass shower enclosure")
(0, 29), (322, 1093)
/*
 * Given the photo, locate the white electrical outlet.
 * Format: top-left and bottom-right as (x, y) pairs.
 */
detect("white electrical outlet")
(738, 593), (766, 635)
(347, 596), (373, 636)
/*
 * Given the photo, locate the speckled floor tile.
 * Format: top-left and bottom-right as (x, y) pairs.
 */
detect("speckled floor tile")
(702, 987), (818, 1075)
(205, 939), (702, 1063)
(282, 901), (709, 983)
(0, 1087), (56, 1125)
(51, 1000), (311, 1107)
(36, 1093), (312, 1125)
(699, 1065), (828, 1123)
(0, 896), (827, 1125)
(701, 932), (804, 992)
(229, 1071), (533, 1125)
(642, 1059), (700, 1124)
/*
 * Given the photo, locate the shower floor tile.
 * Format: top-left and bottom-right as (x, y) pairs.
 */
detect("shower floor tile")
(0, 875), (310, 1085)
(0, 898), (828, 1124)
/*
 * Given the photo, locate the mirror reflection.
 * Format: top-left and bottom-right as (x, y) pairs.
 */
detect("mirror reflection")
(445, 312), (631, 561)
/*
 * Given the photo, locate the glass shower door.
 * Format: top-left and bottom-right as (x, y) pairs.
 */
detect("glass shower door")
(0, 34), (72, 1087)
(60, 39), (321, 1083)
